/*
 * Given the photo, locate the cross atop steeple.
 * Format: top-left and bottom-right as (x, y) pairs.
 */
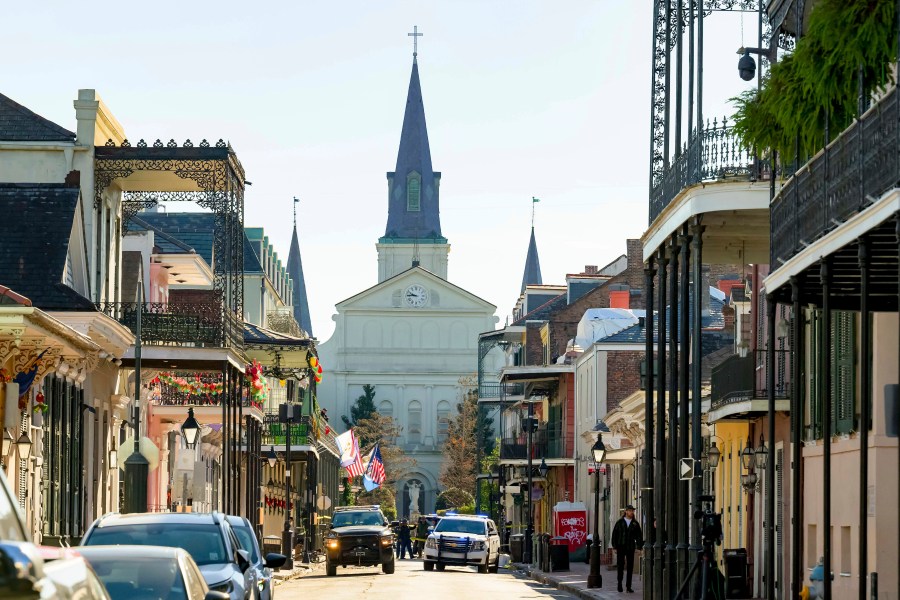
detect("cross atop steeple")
(293, 196), (299, 227)
(408, 25), (423, 59)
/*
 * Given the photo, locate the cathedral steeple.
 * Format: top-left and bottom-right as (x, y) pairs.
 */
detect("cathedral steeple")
(287, 199), (313, 336)
(382, 56), (443, 242)
(521, 227), (543, 293)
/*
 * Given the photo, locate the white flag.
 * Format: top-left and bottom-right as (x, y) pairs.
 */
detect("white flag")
(335, 430), (358, 468)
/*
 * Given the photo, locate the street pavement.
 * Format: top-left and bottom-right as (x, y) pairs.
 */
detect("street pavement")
(275, 557), (577, 599)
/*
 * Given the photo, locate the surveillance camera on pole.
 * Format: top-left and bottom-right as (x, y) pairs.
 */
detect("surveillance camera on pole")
(736, 46), (773, 81)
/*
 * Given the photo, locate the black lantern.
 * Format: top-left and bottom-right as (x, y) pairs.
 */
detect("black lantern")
(707, 441), (721, 470)
(16, 432), (32, 460)
(538, 457), (549, 478)
(740, 439), (754, 471)
(755, 434), (768, 470)
(180, 407), (201, 449)
(267, 446), (278, 469)
(591, 437), (607, 463)
(1, 429), (12, 457)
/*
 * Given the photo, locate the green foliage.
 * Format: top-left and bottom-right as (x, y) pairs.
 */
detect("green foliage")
(357, 485), (397, 521)
(477, 440), (501, 521)
(341, 384), (378, 439)
(341, 477), (354, 506)
(732, 0), (895, 159)
(435, 488), (475, 511)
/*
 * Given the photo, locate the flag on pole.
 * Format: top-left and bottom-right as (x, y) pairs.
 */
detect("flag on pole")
(532, 197), (540, 203)
(344, 431), (366, 478)
(334, 430), (357, 468)
(362, 444), (386, 491)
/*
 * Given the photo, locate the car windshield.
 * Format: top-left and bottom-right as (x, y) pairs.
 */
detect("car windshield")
(84, 523), (228, 566)
(434, 519), (486, 536)
(82, 555), (186, 600)
(332, 511), (384, 527)
(231, 525), (260, 563)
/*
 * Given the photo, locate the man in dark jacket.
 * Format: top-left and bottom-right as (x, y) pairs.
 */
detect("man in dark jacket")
(397, 518), (414, 559)
(611, 505), (643, 593)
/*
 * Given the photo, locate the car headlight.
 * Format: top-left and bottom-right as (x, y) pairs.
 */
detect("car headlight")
(474, 541), (486, 550)
(326, 537), (340, 550)
(381, 535), (393, 546)
(425, 538), (437, 549)
(210, 580), (234, 594)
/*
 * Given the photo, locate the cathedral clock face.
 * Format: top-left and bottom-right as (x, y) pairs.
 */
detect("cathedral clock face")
(405, 284), (428, 307)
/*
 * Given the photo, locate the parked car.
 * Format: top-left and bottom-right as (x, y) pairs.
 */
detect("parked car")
(76, 545), (228, 600)
(38, 547), (111, 600)
(225, 516), (286, 600)
(81, 512), (252, 600)
(423, 514), (501, 574)
(324, 506), (395, 576)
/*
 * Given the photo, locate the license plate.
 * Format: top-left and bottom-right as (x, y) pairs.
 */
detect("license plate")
(355, 549), (367, 556)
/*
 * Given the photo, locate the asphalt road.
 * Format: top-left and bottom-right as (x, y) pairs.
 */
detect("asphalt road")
(276, 558), (576, 599)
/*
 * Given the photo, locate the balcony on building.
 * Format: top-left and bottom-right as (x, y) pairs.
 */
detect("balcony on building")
(707, 349), (792, 422)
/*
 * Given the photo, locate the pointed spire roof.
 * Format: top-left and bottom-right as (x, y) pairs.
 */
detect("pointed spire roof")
(521, 227), (543, 293)
(382, 58), (443, 241)
(287, 223), (313, 336)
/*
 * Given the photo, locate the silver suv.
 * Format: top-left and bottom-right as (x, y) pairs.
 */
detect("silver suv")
(82, 512), (252, 599)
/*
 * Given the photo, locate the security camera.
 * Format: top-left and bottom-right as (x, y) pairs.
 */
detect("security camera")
(738, 51), (756, 81)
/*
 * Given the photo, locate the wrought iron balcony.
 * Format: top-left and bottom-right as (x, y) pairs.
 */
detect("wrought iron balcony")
(499, 423), (572, 461)
(478, 383), (526, 401)
(770, 86), (899, 267)
(710, 349), (791, 413)
(96, 301), (243, 348)
(650, 118), (761, 224)
(261, 413), (315, 447)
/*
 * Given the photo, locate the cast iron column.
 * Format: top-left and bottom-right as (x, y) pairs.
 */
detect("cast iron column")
(766, 297), (777, 600)
(821, 259), (833, 600)
(690, 219), (704, 561)
(643, 259), (656, 600)
(588, 465), (603, 588)
(790, 277), (804, 600)
(124, 285), (148, 514)
(283, 396), (295, 569)
(221, 363), (229, 512)
(667, 237), (680, 595)
(524, 400), (535, 564)
(655, 248), (668, 597)
(677, 226), (691, 584)
(858, 238), (870, 600)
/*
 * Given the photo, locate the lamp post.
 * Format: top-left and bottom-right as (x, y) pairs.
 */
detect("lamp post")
(124, 284), (149, 514)
(181, 407), (201, 449)
(1, 429), (13, 468)
(587, 436), (607, 589)
(523, 402), (537, 564)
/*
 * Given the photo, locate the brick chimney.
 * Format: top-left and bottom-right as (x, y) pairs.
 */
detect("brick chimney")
(584, 265), (598, 275)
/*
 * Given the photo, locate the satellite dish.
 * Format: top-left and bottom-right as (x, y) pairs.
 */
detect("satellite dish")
(116, 436), (160, 471)
(316, 495), (332, 511)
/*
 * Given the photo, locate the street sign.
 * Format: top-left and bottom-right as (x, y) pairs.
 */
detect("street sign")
(680, 458), (697, 481)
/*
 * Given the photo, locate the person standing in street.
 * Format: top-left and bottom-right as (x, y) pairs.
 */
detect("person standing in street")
(397, 518), (413, 559)
(612, 504), (643, 593)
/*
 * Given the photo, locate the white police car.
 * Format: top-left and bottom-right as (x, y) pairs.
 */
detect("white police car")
(423, 514), (500, 574)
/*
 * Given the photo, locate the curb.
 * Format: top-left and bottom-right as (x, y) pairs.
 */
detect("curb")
(273, 561), (323, 585)
(515, 564), (607, 600)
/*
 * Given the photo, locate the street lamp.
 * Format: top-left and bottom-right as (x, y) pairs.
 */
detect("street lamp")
(538, 457), (549, 478)
(740, 439), (755, 471)
(707, 442), (722, 470)
(587, 435), (606, 589)
(180, 407), (201, 449)
(267, 446), (278, 469)
(1, 429), (13, 458)
(755, 434), (768, 471)
(15, 432), (32, 460)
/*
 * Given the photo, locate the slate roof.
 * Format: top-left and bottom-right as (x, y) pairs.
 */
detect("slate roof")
(243, 236), (264, 275)
(520, 227), (542, 294)
(0, 184), (94, 310)
(383, 59), (442, 240)
(243, 321), (311, 347)
(0, 93), (75, 142)
(512, 292), (567, 326)
(132, 212), (215, 264)
(598, 293), (727, 344)
(287, 225), (313, 336)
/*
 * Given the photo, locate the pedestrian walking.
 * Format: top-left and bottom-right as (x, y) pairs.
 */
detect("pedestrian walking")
(611, 504), (643, 593)
(397, 518), (413, 559)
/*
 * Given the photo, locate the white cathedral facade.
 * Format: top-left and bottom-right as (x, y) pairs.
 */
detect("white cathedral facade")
(317, 55), (499, 515)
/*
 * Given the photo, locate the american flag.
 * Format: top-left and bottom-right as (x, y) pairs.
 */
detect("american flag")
(344, 431), (366, 478)
(365, 444), (386, 485)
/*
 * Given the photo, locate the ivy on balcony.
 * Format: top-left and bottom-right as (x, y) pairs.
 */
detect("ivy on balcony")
(732, 0), (895, 159)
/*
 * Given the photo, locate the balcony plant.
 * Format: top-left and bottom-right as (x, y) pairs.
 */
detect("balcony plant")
(732, 0), (895, 159)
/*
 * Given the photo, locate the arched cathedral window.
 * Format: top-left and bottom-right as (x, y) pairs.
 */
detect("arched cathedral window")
(407, 173), (421, 212)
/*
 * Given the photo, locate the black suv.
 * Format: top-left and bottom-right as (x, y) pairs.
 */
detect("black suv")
(324, 506), (395, 576)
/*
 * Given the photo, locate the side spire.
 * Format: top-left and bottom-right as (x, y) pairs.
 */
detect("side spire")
(287, 198), (313, 336)
(521, 226), (543, 294)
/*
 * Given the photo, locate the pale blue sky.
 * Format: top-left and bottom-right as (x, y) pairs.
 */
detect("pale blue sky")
(6, 1), (756, 341)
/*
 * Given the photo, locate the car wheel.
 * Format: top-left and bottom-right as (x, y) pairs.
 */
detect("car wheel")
(478, 560), (489, 574)
(488, 555), (499, 573)
(423, 561), (434, 571)
(435, 563), (446, 572)
(326, 561), (337, 577)
(382, 559), (395, 574)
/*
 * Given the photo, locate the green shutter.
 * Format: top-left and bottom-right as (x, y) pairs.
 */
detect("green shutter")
(407, 177), (421, 211)
(807, 309), (823, 440)
(832, 311), (856, 434)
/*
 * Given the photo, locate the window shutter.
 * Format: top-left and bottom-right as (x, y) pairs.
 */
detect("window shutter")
(807, 309), (823, 440)
(776, 448), (784, 593)
(833, 311), (856, 434)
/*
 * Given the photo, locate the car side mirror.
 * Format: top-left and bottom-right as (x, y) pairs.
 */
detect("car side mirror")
(264, 553), (287, 569)
(383, 520), (389, 526)
(235, 549), (251, 573)
(0, 542), (44, 597)
(205, 592), (231, 600)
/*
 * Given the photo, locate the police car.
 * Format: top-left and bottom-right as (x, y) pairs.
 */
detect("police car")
(423, 514), (500, 574)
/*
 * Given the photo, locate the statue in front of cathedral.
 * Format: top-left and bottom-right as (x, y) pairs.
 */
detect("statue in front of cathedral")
(408, 481), (421, 516)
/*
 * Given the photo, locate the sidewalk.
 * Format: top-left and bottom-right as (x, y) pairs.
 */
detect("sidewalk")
(273, 558), (325, 585)
(515, 561), (644, 600)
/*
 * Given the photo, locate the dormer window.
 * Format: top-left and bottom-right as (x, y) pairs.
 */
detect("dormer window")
(407, 172), (421, 211)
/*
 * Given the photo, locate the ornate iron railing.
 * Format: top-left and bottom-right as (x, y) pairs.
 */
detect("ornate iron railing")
(771, 85), (900, 266)
(499, 423), (572, 461)
(261, 413), (314, 447)
(96, 301), (243, 348)
(710, 349), (791, 411)
(478, 383), (526, 400)
(650, 118), (761, 224)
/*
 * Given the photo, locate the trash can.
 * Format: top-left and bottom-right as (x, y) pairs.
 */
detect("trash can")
(723, 548), (750, 599)
(548, 537), (570, 572)
(509, 534), (524, 563)
(263, 536), (281, 558)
